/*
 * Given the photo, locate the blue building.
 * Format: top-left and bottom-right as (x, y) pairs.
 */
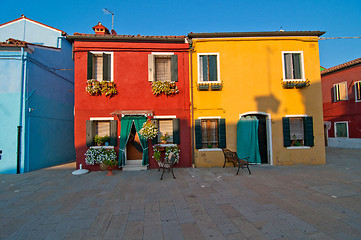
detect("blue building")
(0, 15), (75, 173)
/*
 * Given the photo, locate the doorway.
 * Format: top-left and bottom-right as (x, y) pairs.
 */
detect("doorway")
(126, 123), (143, 161)
(239, 113), (270, 164)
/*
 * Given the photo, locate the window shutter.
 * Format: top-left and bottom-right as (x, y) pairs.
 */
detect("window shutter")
(292, 54), (302, 79)
(148, 54), (155, 82)
(282, 117), (291, 147)
(195, 119), (202, 149)
(151, 119), (159, 145)
(304, 117), (314, 147)
(284, 53), (292, 79)
(218, 118), (226, 148)
(173, 118), (180, 144)
(86, 120), (95, 146)
(110, 120), (118, 146)
(87, 52), (93, 80)
(171, 55), (178, 82)
(103, 53), (110, 81)
(209, 55), (218, 82)
(201, 55), (208, 82)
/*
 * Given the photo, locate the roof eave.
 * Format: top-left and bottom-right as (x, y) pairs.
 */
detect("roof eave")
(67, 35), (186, 43)
(188, 31), (326, 39)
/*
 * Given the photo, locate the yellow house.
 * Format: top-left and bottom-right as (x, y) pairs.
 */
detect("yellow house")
(188, 31), (326, 167)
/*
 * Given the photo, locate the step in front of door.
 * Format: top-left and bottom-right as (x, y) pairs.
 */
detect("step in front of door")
(122, 160), (147, 171)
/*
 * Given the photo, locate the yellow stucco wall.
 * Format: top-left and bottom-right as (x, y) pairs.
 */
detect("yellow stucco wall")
(190, 36), (326, 167)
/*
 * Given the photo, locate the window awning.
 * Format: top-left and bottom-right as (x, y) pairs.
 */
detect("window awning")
(110, 110), (153, 117)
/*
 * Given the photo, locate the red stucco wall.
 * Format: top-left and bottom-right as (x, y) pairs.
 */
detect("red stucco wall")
(73, 40), (191, 170)
(321, 65), (361, 138)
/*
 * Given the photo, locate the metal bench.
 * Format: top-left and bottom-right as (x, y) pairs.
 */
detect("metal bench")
(159, 152), (176, 180)
(222, 148), (251, 175)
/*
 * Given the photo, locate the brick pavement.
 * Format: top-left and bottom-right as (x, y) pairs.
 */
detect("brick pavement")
(0, 147), (360, 240)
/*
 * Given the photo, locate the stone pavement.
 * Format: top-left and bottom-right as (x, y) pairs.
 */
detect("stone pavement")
(0, 147), (361, 240)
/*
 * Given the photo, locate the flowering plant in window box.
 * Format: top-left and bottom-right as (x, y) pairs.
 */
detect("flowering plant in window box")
(86, 80), (118, 97)
(197, 83), (209, 91)
(165, 145), (180, 164)
(282, 80), (310, 89)
(210, 82), (223, 91)
(94, 135), (110, 146)
(139, 120), (158, 140)
(84, 147), (117, 165)
(151, 81), (179, 96)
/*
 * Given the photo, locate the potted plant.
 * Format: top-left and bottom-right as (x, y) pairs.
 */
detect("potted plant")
(102, 158), (118, 176)
(160, 133), (170, 144)
(151, 81), (179, 96)
(139, 120), (158, 140)
(94, 135), (110, 146)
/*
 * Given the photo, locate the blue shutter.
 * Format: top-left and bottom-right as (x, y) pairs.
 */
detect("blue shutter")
(209, 55), (218, 82)
(304, 117), (314, 147)
(171, 55), (178, 82)
(282, 117), (291, 147)
(218, 118), (226, 148)
(195, 119), (202, 149)
(110, 120), (118, 146)
(87, 52), (93, 80)
(173, 118), (180, 144)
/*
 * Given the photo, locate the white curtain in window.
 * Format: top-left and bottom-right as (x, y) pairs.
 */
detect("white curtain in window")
(155, 57), (171, 82)
(290, 118), (304, 140)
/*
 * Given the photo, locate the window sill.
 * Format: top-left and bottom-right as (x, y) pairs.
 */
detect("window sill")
(286, 146), (310, 149)
(155, 143), (176, 147)
(198, 148), (222, 152)
(90, 146), (114, 149)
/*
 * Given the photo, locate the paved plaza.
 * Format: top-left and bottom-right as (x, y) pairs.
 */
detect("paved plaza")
(0, 147), (361, 240)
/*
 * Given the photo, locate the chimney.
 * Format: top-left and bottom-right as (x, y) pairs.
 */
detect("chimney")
(92, 22), (110, 35)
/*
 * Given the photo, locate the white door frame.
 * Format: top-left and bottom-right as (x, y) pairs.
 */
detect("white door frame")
(239, 111), (273, 165)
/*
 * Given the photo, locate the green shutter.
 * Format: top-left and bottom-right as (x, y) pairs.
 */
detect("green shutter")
(201, 55), (208, 82)
(86, 120), (95, 147)
(171, 55), (178, 82)
(110, 120), (118, 146)
(195, 119), (202, 149)
(282, 117), (291, 147)
(173, 118), (180, 144)
(304, 117), (314, 147)
(292, 53), (302, 79)
(87, 52), (93, 80)
(218, 118), (226, 148)
(103, 53), (110, 81)
(151, 119), (159, 145)
(209, 55), (218, 82)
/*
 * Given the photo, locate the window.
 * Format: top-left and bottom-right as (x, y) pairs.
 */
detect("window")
(148, 53), (178, 82)
(151, 118), (180, 144)
(282, 52), (304, 80)
(335, 122), (348, 138)
(333, 82), (347, 102)
(355, 81), (361, 102)
(87, 52), (113, 81)
(86, 118), (117, 146)
(195, 118), (226, 149)
(283, 116), (314, 147)
(198, 53), (220, 83)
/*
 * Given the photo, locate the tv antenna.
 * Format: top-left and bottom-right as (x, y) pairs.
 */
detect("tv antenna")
(103, 8), (114, 31)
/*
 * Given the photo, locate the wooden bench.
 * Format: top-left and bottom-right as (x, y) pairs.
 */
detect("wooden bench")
(222, 149), (251, 175)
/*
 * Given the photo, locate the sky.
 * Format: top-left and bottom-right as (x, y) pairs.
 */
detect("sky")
(1, 0), (361, 68)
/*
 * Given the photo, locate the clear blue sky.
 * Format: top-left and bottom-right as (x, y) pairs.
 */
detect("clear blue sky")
(2, 0), (361, 68)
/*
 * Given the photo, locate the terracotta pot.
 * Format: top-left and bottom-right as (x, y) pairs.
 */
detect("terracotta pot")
(106, 166), (114, 176)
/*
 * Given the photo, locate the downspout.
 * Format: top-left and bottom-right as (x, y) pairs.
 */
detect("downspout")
(189, 40), (195, 168)
(17, 47), (27, 173)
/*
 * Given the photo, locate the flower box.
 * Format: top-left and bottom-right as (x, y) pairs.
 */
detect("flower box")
(197, 84), (209, 91)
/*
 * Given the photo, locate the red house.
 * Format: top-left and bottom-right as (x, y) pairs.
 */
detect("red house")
(321, 57), (361, 149)
(68, 23), (191, 170)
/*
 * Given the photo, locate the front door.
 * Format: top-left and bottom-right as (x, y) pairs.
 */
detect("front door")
(126, 123), (143, 161)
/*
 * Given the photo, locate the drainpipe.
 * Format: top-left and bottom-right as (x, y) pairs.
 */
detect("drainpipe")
(189, 40), (195, 168)
(17, 47), (27, 173)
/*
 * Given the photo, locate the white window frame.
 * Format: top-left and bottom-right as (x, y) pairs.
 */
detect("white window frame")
(285, 114), (310, 149)
(282, 51), (305, 81)
(153, 115), (177, 144)
(334, 121), (349, 138)
(90, 51), (114, 82)
(355, 81), (361, 102)
(148, 52), (174, 82)
(333, 82), (348, 102)
(197, 53), (221, 84)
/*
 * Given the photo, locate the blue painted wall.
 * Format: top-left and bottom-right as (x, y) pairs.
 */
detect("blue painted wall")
(0, 17), (75, 174)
